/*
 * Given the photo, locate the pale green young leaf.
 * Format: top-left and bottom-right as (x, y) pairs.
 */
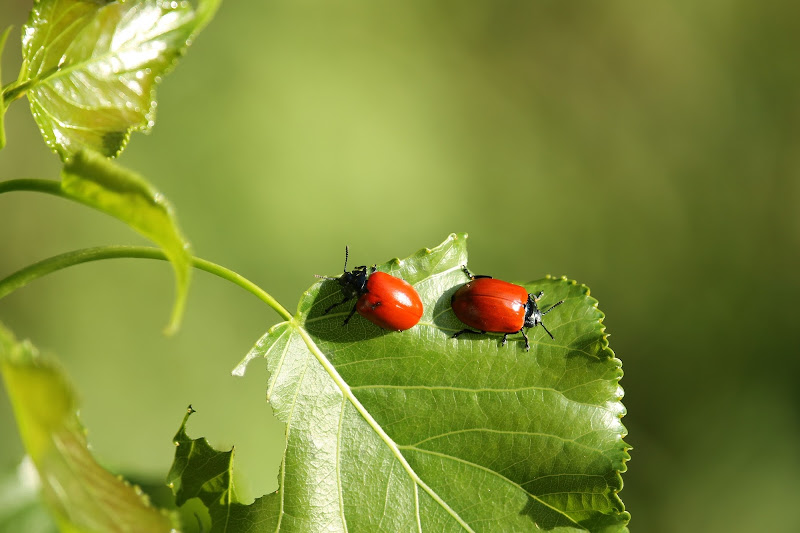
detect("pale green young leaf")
(61, 149), (192, 333)
(20, 0), (221, 159)
(0, 322), (176, 532)
(176, 234), (630, 532)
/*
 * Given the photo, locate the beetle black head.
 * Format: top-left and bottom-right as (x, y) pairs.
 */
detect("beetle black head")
(315, 246), (370, 299)
(523, 291), (564, 340)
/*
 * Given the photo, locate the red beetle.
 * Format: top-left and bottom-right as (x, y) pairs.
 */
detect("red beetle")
(317, 247), (423, 331)
(451, 266), (563, 351)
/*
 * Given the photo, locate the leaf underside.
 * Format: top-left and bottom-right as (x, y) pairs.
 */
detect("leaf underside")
(176, 234), (630, 532)
(60, 149), (193, 333)
(0, 322), (176, 533)
(20, 0), (220, 159)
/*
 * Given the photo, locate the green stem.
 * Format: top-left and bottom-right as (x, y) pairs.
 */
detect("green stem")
(2, 79), (34, 107)
(0, 246), (293, 322)
(0, 178), (64, 197)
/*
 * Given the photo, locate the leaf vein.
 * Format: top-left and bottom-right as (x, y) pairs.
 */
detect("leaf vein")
(400, 447), (585, 529)
(404, 428), (606, 455)
(274, 349), (312, 533)
(350, 384), (619, 414)
(294, 325), (476, 532)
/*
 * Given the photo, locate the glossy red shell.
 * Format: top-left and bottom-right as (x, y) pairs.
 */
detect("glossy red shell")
(356, 272), (423, 331)
(451, 278), (528, 333)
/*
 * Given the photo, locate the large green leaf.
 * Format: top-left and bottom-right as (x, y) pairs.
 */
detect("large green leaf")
(173, 234), (630, 532)
(0, 322), (176, 532)
(20, 0), (221, 159)
(61, 149), (192, 333)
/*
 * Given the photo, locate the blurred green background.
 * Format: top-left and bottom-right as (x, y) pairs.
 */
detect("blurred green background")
(2, 1), (799, 531)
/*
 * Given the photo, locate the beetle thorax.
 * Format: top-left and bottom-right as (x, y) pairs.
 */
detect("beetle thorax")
(338, 265), (369, 298)
(523, 294), (543, 329)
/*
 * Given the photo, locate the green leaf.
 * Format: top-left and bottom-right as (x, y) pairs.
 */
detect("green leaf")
(0, 322), (177, 532)
(0, 25), (12, 150)
(167, 406), (239, 533)
(20, 0), (221, 159)
(61, 149), (192, 333)
(175, 234), (630, 532)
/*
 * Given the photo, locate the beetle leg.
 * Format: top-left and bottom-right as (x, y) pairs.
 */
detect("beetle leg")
(452, 328), (484, 339)
(324, 296), (352, 315)
(343, 303), (358, 325)
(520, 329), (530, 351)
(460, 265), (492, 280)
(370, 265), (377, 274)
(501, 333), (509, 346)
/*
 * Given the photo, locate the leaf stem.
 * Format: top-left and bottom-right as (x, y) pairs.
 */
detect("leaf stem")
(2, 78), (34, 107)
(0, 178), (65, 197)
(0, 246), (293, 322)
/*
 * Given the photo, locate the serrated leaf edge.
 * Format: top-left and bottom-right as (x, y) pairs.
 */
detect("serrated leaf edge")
(543, 274), (631, 518)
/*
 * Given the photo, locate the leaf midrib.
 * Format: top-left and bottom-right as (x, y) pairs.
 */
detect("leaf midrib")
(294, 322), (476, 532)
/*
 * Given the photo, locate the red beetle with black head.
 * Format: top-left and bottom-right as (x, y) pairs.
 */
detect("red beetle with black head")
(451, 266), (563, 351)
(317, 247), (423, 331)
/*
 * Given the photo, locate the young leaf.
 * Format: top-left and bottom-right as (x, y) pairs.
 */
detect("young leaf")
(177, 234), (630, 532)
(19, 0), (221, 159)
(0, 322), (177, 532)
(61, 149), (192, 333)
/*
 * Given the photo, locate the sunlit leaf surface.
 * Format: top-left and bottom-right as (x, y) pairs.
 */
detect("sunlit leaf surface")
(0, 322), (176, 532)
(20, 0), (220, 158)
(61, 149), (192, 333)
(173, 234), (630, 532)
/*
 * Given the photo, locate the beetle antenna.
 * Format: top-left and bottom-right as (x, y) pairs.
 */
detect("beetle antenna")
(343, 246), (349, 272)
(542, 300), (564, 315)
(540, 322), (555, 340)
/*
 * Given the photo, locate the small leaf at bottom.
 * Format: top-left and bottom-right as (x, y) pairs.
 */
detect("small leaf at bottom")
(0, 322), (176, 532)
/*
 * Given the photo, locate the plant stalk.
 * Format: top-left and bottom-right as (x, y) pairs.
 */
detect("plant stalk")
(0, 246), (293, 322)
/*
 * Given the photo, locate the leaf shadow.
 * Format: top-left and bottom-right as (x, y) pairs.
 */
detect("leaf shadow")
(303, 282), (391, 343)
(519, 494), (584, 530)
(430, 283), (463, 332)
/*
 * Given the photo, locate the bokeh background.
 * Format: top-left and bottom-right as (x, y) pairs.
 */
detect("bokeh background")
(2, 1), (799, 531)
